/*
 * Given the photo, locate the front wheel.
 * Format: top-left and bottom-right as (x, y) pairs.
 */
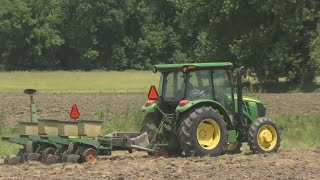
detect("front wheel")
(248, 117), (281, 153)
(178, 106), (227, 157)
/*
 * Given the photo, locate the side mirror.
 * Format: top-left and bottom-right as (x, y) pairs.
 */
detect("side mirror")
(152, 67), (157, 73)
(234, 66), (244, 75)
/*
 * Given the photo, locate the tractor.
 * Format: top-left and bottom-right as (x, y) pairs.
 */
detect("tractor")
(140, 62), (281, 157)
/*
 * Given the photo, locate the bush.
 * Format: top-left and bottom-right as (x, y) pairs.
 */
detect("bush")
(98, 105), (144, 134)
(275, 116), (320, 148)
(0, 112), (21, 157)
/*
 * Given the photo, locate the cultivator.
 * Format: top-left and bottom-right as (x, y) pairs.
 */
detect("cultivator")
(2, 89), (160, 165)
(2, 134), (151, 165)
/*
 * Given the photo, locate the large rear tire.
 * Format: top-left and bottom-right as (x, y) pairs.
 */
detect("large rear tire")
(248, 117), (281, 153)
(178, 106), (227, 157)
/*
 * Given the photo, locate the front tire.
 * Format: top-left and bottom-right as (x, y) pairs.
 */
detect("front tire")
(178, 106), (227, 157)
(248, 117), (281, 153)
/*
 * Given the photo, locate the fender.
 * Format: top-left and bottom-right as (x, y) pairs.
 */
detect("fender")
(176, 99), (233, 129)
(141, 102), (158, 113)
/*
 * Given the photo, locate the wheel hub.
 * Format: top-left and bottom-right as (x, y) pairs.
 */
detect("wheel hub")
(257, 124), (278, 151)
(259, 129), (273, 143)
(196, 119), (221, 150)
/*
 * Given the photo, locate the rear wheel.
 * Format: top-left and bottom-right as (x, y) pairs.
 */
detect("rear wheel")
(178, 106), (227, 157)
(248, 117), (281, 153)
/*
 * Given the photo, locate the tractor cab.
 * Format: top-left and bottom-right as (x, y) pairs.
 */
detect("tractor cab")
(154, 63), (234, 114)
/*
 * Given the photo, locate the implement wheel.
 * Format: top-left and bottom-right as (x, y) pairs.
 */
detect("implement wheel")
(248, 117), (281, 153)
(4, 156), (9, 164)
(67, 154), (79, 163)
(7, 156), (22, 165)
(82, 148), (98, 163)
(42, 147), (56, 158)
(44, 155), (59, 165)
(224, 141), (242, 154)
(26, 153), (40, 162)
(178, 106), (227, 157)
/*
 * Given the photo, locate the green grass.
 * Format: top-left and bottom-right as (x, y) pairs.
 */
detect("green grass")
(317, 76), (320, 85)
(0, 71), (159, 92)
(99, 105), (144, 134)
(275, 116), (320, 148)
(0, 112), (21, 158)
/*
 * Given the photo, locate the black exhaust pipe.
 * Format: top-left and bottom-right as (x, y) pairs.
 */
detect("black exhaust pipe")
(236, 67), (244, 132)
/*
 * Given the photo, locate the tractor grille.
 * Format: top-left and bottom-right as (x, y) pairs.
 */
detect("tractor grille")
(257, 103), (266, 117)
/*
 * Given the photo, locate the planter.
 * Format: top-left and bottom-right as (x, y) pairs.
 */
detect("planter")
(38, 119), (59, 135)
(58, 120), (78, 136)
(18, 122), (38, 135)
(78, 120), (102, 137)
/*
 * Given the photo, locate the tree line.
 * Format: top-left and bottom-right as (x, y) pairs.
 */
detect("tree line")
(0, 0), (319, 89)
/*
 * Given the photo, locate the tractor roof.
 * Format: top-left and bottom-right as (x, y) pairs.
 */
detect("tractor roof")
(153, 62), (233, 72)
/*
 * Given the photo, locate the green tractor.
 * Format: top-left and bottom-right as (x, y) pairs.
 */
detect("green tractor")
(141, 62), (281, 157)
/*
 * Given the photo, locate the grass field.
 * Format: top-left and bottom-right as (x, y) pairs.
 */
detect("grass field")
(0, 71), (159, 92)
(0, 71), (318, 92)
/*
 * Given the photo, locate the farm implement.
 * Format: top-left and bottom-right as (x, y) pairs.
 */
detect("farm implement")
(2, 89), (157, 165)
(2, 62), (281, 165)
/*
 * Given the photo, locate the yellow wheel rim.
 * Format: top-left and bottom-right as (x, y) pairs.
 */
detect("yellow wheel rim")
(196, 118), (221, 150)
(257, 124), (278, 151)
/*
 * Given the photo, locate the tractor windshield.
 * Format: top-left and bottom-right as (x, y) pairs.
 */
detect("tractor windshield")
(161, 70), (215, 102)
(161, 71), (185, 101)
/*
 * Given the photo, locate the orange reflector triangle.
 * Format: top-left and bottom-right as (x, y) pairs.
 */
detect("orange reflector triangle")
(148, 85), (159, 100)
(70, 104), (80, 119)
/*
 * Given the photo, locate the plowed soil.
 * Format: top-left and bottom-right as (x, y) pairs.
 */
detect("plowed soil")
(0, 92), (320, 179)
(0, 149), (319, 180)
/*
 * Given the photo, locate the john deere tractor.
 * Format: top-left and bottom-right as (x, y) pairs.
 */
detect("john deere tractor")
(141, 62), (281, 157)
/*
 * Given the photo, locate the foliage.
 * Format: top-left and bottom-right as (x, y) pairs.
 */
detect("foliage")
(0, 0), (320, 90)
(0, 112), (21, 157)
(275, 115), (320, 148)
(98, 105), (144, 134)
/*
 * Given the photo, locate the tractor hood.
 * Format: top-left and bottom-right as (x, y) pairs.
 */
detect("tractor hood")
(243, 96), (266, 105)
(234, 95), (266, 105)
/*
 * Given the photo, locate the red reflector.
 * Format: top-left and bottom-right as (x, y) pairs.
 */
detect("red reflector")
(179, 100), (190, 107)
(187, 66), (196, 70)
(145, 100), (155, 107)
(70, 104), (80, 119)
(148, 85), (159, 100)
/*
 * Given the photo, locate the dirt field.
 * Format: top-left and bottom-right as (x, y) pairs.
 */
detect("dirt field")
(0, 92), (320, 179)
(0, 149), (319, 179)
